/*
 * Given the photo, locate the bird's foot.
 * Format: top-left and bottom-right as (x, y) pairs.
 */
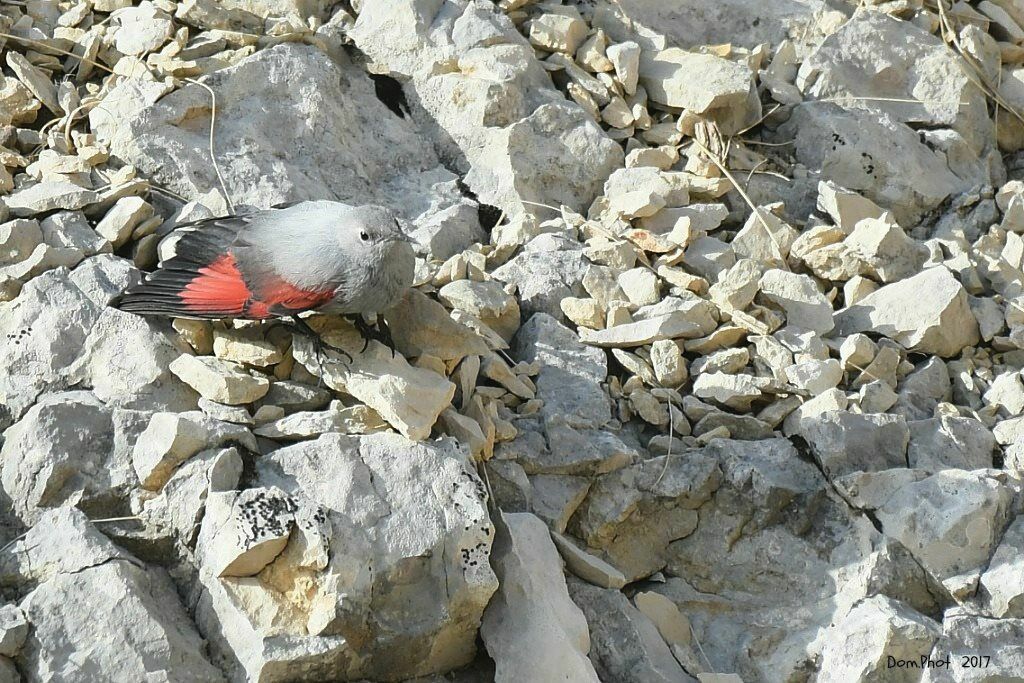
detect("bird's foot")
(288, 315), (353, 364)
(349, 314), (397, 358)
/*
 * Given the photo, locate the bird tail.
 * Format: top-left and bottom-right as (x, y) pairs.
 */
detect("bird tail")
(111, 218), (253, 319)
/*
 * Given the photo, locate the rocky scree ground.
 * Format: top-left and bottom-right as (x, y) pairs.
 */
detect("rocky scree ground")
(2, 0), (1024, 681)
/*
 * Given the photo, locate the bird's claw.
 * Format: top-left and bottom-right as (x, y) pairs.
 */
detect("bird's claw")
(350, 315), (397, 357)
(286, 315), (353, 366)
(315, 337), (353, 364)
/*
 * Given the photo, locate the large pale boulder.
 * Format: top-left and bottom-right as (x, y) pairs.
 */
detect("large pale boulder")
(847, 469), (1015, 596)
(799, 9), (992, 154)
(193, 432), (498, 682)
(781, 103), (975, 225)
(816, 595), (940, 683)
(3, 509), (222, 683)
(639, 48), (759, 134)
(350, 1), (622, 220)
(834, 267), (980, 357)
(1, 392), (138, 524)
(480, 513), (599, 683)
(90, 43), (467, 220)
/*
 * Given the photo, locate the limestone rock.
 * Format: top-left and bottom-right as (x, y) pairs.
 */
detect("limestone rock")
(550, 531), (627, 589)
(799, 9), (992, 155)
(834, 268), (980, 357)
(817, 181), (886, 233)
(438, 279), (521, 342)
(0, 605), (28, 658)
(480, 513), (599, 683)
(111, 1), (174, 56)
(568, 579), (694, 683)
(291, 317), (455, 441)
(570, 453), (721, 581)
(67, 303), (199, 413)
(922, 611), (1024, 682)
(95, 197), (155, 249)
(6, 510), (221, 682)
(139, 446), (243, 549)
(607, 41), (640, 95)
(194, 432), (498, 681)
(352, 5), (622, 220)
(5, 53), (60, 116)
(492, 241), (589, 320)
(639, 48), (758, 134)
(854, 470), (1014, 594)
(845, 216), (928, 284)
(650, 339), (687, 387)
(0, 392), (136, 524)
(91, 43), (464, 219)
(383, 288), (490, 361)
(169, 354), (270, 405)
(132, 411), (256, 490)
(980, 516), (1024, 618)
(529, 10), (588, 54)
(781, 103), (971, 225)
(759, 269), (834, 334)
(801, 411), (909, 478)
(662, 436), (873, 680)
(692, 372), (770, 412)
(0, 508), (133, 586)
(908, 416), (995, 473)
(5, 183), (97, 218)
(212, 327), (283, 367)
(198, 486), (297, 577)
(816, 595), (941, 683)
(253, 405), (387, 440)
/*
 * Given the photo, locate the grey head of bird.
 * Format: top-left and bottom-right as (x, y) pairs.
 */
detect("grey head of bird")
(286, 201), (416, 314)
(279, 201), (414, 280)
(338, 203), (414, 254)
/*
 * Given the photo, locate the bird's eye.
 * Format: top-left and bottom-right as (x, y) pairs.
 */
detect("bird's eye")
(360, 231), (370, 242)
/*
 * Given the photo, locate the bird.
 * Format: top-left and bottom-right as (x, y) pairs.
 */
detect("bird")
(111, 200), (416, 361)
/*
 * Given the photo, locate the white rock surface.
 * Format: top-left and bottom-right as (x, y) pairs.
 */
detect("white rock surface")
(980, 516), (1024, 618)
(291, 317), (455, 441)
(169, 353), (270, 405)
(834, 268), (980, 357)
(759, 269), (834, 334)
(194, 432), (497, 681)
(5, 509), (221, 683)
(481, 513), (599, 683)
(1, 0), (1023, 678)
(816, 595), (940, 683)
(639, 48), (758, 134)
(132, 411), (255, 490)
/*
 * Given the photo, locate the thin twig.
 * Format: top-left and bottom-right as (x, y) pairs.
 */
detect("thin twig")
(741, 139), (796, 147)
(690, 621), (715, 673)
(736, 102), (782, 136)
(745, 158), (769, 185)
(933, 0), (1024, 127)
(654, 401), (676, 487)
(183, 76), (234, 213)
(0, 532), (28, 555)
(688, 137), (788, 267)
(819, 95), (968, 107)
(0, 31), (234, 212)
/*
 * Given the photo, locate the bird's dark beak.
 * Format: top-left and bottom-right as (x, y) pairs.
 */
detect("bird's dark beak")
(394, 232), (413, 244)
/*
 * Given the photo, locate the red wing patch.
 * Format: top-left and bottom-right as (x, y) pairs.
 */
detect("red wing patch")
(176, 254), (333, 319)
(252, 278), (335, 316)
(178, 253), (252, 316)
